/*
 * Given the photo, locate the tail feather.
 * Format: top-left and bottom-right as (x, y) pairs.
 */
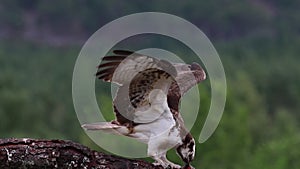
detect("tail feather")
(82, 122), (121, 130)
(81, 122), (129, 135)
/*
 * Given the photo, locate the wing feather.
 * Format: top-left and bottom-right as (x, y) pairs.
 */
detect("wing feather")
(96, 50), (206, 128)
(113, 50), (134, 55)
(168, 63), (206, 113)
(102, 55), (126, 61)
(97, 50), (178, 125)
(97, 61), (122, 68)
(97, 50), (177, 84)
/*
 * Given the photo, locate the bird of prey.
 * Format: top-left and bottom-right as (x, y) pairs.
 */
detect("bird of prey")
(82, 50), (206, 169)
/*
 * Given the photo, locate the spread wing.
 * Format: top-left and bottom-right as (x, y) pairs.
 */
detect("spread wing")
(97, 50), (178, 126)
(96, 50), (206, 127)
(97, 50), (176, 85)
(168, 62), (206, 113)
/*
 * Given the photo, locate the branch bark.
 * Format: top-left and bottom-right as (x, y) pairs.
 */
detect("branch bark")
(0, 138), (163, 169)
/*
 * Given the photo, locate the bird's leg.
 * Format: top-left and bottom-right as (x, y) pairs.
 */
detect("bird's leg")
(151, 154), (181, 169)
(161, 155), (181, 169)
(148, 141), (169, 168)
(151, 155), (169, 168)
(148, 146), (181, 169)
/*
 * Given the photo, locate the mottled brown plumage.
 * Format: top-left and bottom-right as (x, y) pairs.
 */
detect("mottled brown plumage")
(96, 50), (205, 125)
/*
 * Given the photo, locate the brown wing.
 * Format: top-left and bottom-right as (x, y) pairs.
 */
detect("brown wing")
(97, 50), (176, 85)
(167, 63), (206, 139)
(168, 62), (206, 113)
(96, 51), (127, 82)
(96, 50), (206, 126)
(96, 50), (177, 127)
(113, 68), (174, 126)
(129, 68), (173, 108)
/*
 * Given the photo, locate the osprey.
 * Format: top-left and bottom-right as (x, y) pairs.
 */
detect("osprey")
(82, 50), (206, 169)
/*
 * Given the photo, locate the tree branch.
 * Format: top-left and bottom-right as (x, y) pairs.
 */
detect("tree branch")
(0, 138), (163, 169)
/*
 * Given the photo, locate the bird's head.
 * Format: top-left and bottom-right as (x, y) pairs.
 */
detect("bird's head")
(176, 133), (195, 167)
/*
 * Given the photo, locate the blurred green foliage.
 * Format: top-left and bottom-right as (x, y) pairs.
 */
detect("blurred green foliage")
(0, 1), (300, 168)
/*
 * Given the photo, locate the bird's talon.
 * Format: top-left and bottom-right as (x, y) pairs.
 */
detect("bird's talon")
(152, 162), (162, 167)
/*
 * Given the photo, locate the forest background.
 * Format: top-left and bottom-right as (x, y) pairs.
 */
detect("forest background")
(0, 1), (299, 168)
